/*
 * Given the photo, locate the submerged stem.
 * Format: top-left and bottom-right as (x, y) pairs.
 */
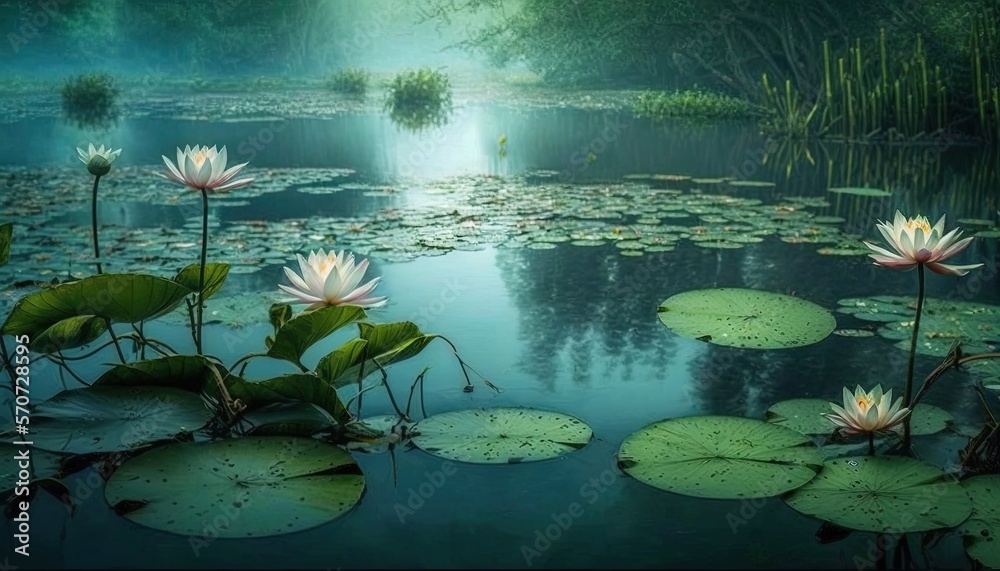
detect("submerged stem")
(902, 263), (925, 450)
(91, 175), (103, 274)
(868, 431), (875, 456)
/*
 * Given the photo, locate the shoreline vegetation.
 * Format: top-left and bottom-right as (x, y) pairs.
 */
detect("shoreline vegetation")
(2, 1), (998, 145)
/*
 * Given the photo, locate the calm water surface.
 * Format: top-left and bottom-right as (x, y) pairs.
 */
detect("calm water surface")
(3, 104), (999, 569)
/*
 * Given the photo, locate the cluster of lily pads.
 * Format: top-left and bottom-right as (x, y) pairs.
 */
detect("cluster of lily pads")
(648, 285), (999, 567)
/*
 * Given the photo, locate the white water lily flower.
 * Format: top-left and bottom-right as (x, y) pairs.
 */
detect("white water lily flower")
(863, 210), (983, 276)
(158, 145), (253, 193)
(76, 143), (122, 176)
(824, 384), (910, 435)
(280, 249), (387, 309)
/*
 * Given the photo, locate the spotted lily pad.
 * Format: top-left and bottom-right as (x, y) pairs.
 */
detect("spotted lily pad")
(765, 399), (952, 436)
(783, 456), (972, 532)
(410, 408), (593, 464)
(29, 386), (213, 454)
(618, 416), (822, 499)
(828, 187), (892, 197)
(657, 288), (837, 349)
(958, 475), (1000, 568)
(104, 437), (364, 537)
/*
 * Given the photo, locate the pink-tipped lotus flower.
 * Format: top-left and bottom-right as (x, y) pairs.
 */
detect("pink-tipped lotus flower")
(280, 249), (387, 309)
(158, 145), (253, 193)
(824, 385), (910, 435)
(863, 210), (983, 276)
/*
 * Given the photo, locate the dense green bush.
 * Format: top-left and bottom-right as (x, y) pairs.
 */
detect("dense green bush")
(384, 68), (453, 131)
(635, 89), (758, 121)
(326, 68), (370, 96)
(60, 72), (120, 129)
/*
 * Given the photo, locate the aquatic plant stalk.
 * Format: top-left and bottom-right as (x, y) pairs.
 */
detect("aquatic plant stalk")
(901, 263), (925, 449)
(91, 175), (103, 274)
(868, 432), (875, 456)
(196, 188), (208, 355)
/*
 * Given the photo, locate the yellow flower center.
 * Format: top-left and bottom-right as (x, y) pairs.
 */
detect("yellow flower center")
(856, 397), (871, 411)
(904, 217), (931, 234)
(191, 149), (209, 169)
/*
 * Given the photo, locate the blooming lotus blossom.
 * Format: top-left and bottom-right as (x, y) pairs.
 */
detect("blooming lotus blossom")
(158, 145), (253, 193)
(77, 143), (122, 176)
(280, 249), (387, 309)
(863, 210), (983, 276)
(824, 385), (910, 435)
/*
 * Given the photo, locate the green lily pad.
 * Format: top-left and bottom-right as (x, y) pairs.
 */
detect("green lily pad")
(104, 437), (364, 538)
(410, 408), (593, 464)
(828, 187), (892, 197)
(618, 416), (823, 499)
(765, 399), (838, 435)
(958, 475), (1000, 568)
(657, 288), (837, 349)
(30, 386), (213, 454)
(893, 403), (953, 436)
(832, 328), (876, 337)
(765, 399), (951, 436)
(728, 180), (776, 188)
(783, 456), (973, 532)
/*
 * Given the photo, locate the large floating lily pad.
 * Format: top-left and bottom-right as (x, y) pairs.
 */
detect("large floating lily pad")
(30, 386), (213, 454)
(784, 456), (972, 532)
(104, 437), (364, 537)
(617, 416), (823, 499)
(828, 187), (892, 197)
(766, 399), (952, 436)
(410, 408), (593, 464)
(765, 399), (838, 435)
(958, 475), (1000, 568)
(657, 288), (836, 349)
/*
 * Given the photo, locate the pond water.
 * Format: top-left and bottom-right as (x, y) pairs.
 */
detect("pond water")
(3, 104), (1000, 569)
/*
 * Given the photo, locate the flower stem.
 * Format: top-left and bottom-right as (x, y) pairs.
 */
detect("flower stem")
(91, 175), (103, 274)
(902, 263), (926, 450)
(196, 188), (209, 355)
(868, 432), (875, 456)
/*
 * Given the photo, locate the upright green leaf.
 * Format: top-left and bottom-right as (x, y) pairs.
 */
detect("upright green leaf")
(329, 321), (437, 389)
(315, 338), (368, 385)
(95, 355), (217, 393)
(173, 263), (230, 301)
(31, 315), (107, 353)
(0, 222), (11, 266)
(1, 274), (193, 337)
(266, 305), (366, 366)
(227, 374), (351, 424)
(269, 303), (293, 334)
